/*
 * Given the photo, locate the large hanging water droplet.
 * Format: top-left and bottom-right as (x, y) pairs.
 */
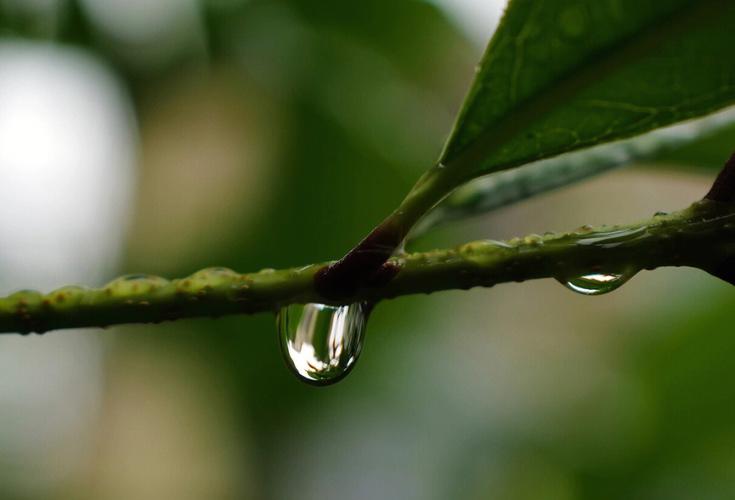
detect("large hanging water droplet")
(277, 302), (369, 385)
(556, 270), (637, 296)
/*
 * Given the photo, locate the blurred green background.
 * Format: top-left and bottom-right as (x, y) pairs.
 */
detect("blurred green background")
(1, 1), (735, 499)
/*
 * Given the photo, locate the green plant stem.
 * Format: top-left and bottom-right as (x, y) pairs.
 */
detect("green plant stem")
(313, 163), (463, 297)
(1, 199), (734, 335)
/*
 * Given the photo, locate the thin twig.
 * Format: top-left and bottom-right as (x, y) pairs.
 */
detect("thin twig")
(1, 199), (733, 335)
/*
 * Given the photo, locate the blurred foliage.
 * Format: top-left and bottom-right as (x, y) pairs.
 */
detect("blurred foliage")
(651, 122), (735, 170)
(2, 1), (735, 499)
(0, 0), (478, 496)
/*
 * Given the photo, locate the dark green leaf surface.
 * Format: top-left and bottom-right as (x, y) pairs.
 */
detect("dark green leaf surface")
(440, 0), (735, 181)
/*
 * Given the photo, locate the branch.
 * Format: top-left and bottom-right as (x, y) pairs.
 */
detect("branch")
(2, 199), (734, 335)
(315, 163), (461, 298)
(410, 107), (735, 237)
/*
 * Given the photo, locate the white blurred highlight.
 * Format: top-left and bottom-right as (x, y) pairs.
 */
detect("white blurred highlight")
(0, 43), (135, 287)
(432, 0), (508, 45)
(0, 42), (136, 494)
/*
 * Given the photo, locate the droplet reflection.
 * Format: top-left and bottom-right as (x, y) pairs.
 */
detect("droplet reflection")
(277, 302), (369, 385)
(557, 270), (637, 296)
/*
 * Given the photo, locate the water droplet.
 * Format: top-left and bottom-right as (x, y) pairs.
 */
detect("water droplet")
(277, 302), (369, 385)
(557, 269), (637, 296)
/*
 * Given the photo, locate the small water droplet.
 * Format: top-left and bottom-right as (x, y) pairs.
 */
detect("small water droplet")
(557, 270), (637, 296)
(277, 302), (369, 386)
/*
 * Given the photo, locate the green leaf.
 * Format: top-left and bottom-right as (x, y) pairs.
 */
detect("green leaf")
(440, 0), (735, 182)
(320, 0), (735, 288)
